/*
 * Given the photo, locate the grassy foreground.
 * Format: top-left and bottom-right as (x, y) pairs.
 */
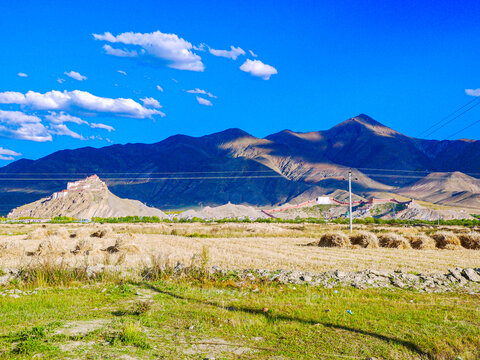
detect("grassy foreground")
(0, 279), (479, 359)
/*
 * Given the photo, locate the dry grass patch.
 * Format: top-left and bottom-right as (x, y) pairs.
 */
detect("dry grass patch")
(431, 231), (462, 249)
(378, 233), (411, 249)
(349, 231), (379, 248)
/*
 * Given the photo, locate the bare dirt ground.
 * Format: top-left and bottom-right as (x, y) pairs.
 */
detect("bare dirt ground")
(1, 222), (479, 273)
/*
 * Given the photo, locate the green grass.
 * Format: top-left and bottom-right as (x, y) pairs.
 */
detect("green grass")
(0, 278), (479, 359)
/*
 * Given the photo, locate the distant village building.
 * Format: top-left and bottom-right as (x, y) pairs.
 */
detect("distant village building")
(316, 196), (332, 205)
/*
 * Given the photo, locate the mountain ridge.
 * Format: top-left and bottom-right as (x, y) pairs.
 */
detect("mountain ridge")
(2, 114), (480, 214)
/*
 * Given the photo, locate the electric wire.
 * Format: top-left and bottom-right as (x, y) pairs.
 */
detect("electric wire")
(446, 117), (480, 140)
(416, 96), (480, 138)
(421, 99), (480, 138)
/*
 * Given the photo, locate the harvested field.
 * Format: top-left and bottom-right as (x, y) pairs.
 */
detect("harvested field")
(1, 223), (480, 273)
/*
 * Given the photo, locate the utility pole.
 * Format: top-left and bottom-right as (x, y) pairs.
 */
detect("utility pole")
(348, 169), (353, 233)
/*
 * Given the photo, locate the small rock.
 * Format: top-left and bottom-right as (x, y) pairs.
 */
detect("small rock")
(300, 275), (312, 282)
(462, 268), (480, 282)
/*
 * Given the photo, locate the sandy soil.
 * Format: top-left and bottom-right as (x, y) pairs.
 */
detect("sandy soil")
(0, 223), (479, 273)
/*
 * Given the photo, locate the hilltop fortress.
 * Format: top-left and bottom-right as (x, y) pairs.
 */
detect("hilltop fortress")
(51, 175), (106, 200)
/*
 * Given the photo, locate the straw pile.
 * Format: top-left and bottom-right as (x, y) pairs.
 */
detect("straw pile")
(378, 233), (411, 249)
(431, 231), (461, 249)
(317, 232), (351, 248)
(349, 231), (379, 248)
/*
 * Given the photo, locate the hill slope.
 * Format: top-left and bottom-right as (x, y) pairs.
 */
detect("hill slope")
(396, 172), (480, 209)
(7, 175), (166, 219)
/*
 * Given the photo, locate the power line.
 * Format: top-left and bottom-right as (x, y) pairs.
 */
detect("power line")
(416, 96), (480, 138)
(421, 99), (480, 138)
(0, 170), (277, 175)
(446, 117), (480, 140)
(0, 175), (286, 181)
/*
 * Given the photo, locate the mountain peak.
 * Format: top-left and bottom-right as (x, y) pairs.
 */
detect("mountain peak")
(352, 114), (385, 126)
(330, 114), (400, 138)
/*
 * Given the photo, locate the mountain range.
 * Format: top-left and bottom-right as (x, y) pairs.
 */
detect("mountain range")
(1, 114), (480, 214)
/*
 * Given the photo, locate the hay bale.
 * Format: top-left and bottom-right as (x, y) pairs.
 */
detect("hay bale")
(103, 235), (139, 254)
(431, 231), (461, 249)
(0, 241), (23, 258)
(26, 228), (49, 240)
(458, 232), (480, 250)
(90, 228), (111, 238)
(27, 238), (67, 257)
(378, 233), (411, 249)
(406, 234), (437, 250)
(317, 232), (351, 248)
(349, 231), (379, 248)
(71, 239), (95, 255)
(54, 227), (70, 239)
(69, 227), (91, 240)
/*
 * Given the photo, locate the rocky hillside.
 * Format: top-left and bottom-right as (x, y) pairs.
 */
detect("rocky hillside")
(1, 114), (480, 213)
(7, 175), (166, 219)
(395, 172), (480, 209)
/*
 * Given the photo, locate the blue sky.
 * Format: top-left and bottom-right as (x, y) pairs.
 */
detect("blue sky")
(1, 0), (480, 164)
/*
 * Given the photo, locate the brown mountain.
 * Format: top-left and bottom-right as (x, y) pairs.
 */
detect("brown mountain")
(396, 172), (480, 209)
(1, 114), (479, 214)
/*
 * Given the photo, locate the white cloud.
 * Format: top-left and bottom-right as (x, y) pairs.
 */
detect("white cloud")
(0, 147), (21, 161)
(156, 85), (163, 92)
(249, 50), (258, 57)
(93, 31), (204, 71)
(172, 78), (178, 83)
(0, 110), (52, 142)
(209, 45), (245, 60)
(64, 70), (87, 81)
(466, 89), (480, 96)
(45, 111), (87, 125)
(196, 96), (213, 106)
(140, 97), (162, 108)
(49, 123), (85, 140)
(0, 90), (164, 118)
(57, 78), (66, 84)
(193, 43), (206, 51)
(90, 123), (115, 132)
(186, 88), (216, 98)
(104, 44), (138, 58)
(17, 72), (28, 78)
(0, 147), (21, 156)
(118, 70), (127, 75)
(240, 59), (277, 80)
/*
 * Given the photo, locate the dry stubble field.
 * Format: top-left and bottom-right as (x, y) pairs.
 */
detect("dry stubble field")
(1, 222), (479, 272)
